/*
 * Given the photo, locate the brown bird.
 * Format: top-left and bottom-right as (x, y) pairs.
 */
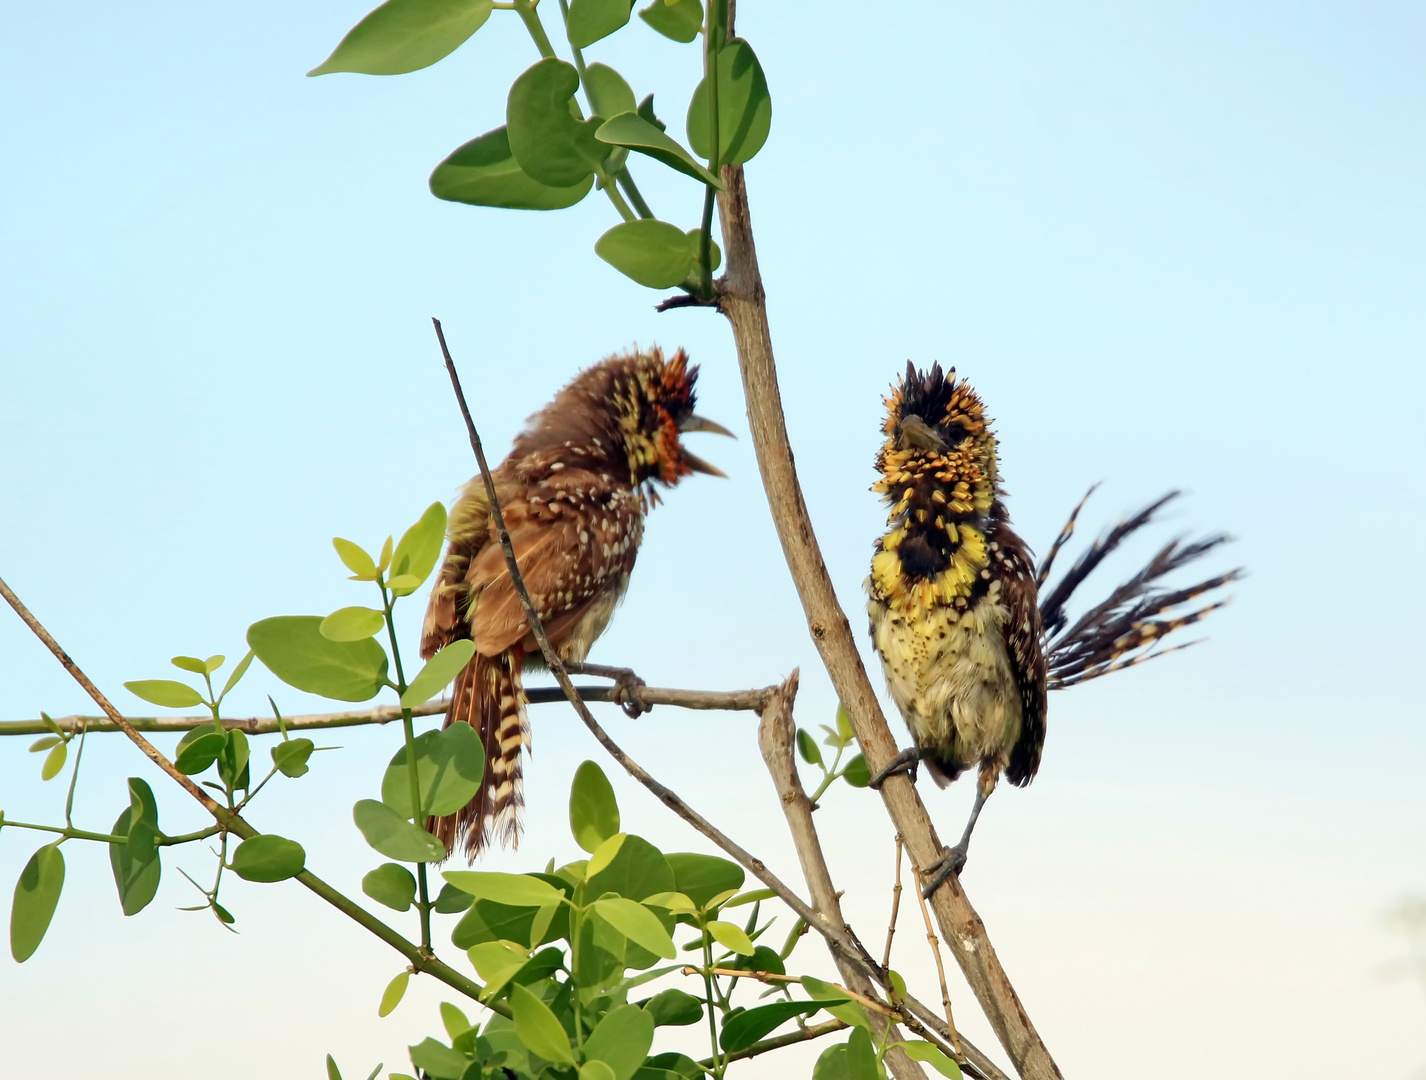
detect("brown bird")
(421, 346), (731, 859)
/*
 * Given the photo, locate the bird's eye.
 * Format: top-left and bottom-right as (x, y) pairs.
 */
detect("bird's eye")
(940, 421), (969, 445)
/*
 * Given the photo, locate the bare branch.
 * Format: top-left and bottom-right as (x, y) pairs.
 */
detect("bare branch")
(883, 836), (904, 972)
(0, 683), (776, 738)
(914, 866), (963, 1057)
(714, 147), (1061, 1076)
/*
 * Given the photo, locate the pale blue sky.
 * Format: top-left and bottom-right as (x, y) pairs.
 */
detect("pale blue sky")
(2, 2), (1424, 1078)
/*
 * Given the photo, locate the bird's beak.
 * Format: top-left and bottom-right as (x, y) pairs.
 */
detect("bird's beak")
(897, 414), (946, 452)
(678, 413), (736, 439)
(682, 450), (728, 478)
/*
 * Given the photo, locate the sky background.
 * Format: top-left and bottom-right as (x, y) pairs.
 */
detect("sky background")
(3, 1), (1424, 1077)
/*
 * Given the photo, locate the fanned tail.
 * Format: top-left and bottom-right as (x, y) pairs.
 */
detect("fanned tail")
(429, 647), (529, 860)
(1037, 488), (1242, 690)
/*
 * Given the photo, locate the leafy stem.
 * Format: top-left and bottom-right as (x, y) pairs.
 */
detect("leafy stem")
(378, 577), (433, 951)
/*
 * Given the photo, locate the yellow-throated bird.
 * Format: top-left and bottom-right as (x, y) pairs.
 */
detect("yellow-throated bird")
(421, 346), (732, 859)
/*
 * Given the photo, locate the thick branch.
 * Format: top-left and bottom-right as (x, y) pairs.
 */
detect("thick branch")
(0, 684), (775, 737)
(714, 157), (1061, 1079)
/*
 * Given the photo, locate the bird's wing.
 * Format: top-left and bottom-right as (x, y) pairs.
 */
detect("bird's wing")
(421, 478), (492, 659)
(1001, 537), (1048, 787)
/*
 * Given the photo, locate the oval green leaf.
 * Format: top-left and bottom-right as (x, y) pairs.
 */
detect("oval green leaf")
(584, 62), (636, 117)
(248, 616), (389, 702)
(231, 834), (306, 883)
(803, 974), (871, 1030)
(705, 919), (754, 956)
(585, 1003), (654, 1080)
(443, 870), (564, 908)
(569, 759), (620, 853)
(379, 970), (410, 1017)
(353, 799), (447, 862)
(510, 983), (575, 1065)
(430, 126), (594, 210)
(125, 679), (205, 709)
(309, 0), (494, 76)
(586, 833), (674, 901)
(321, 606), (386, 642)
(796, 727), (823, 767)
(595, 112), (722, 188)
(720, 999), (842, 1053)
(506, 58), (608, 187)
(595, 219), (696, 289)
(218, 649), (255, 700)
(566, 0), (632, 48)
(592, 897), (676, 959)
(171, 655), (208, 674)
(390, 502), (449, 593)
(175, 731), (226, 775)
(641, 987), (704, 1027)
(665, 852), (744, 907)
(363, 862), (418, 911)
(109, 782), (162, 916)
(687, 38), (772, 165)
(381, 722), (486, 817)
(580, 1063), (617, 1080)
(842, 752), (871, 788)
(333, 537), (379, 580)
(11, 844), (65, 962)
(638, 0), (701, 42)
(400, 639), (476, 708)
(40, 742), (67, 781)
(893, 1041), (964, 1079)
(272, 737), (316, 778)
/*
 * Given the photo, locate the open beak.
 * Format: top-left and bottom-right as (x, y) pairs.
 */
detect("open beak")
(678, 413), (736, 439)
(682, 450), (728, 478)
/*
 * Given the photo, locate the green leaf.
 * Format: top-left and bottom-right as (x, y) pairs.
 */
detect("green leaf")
(641, 890), (696, 914)
(430, 126), (594, 210)
(124, 679), (204, 709)
(725, 943), (784, 976)
(390, 502), (449, 593)
(836, 704), (854, 740)
(321, 606), (386, 642)
(218, 650), (255, 700)
(569, 759), (620, 853)
(705, 919), (754, 956)
(175, 730), (226, 775)
(842, 753), (871, 788)
(467, 938), (530, 999)
(803, 975), (871, 1030)
(846, 1027), (880, 1080)
(363, 863), (418, 911)
(638, 0), (701, 42)
(587, 833), (626, 878)
(584, 62), (637, 117)
(171, 655), (208, 674)
(721, 887), (777, 908)
(641, 987), (704, 1027)
(247, 616), (389, 702)
(665, 852), (744, 907)
(893, 1041), (963, 1079)
(353, 799), (447, 862)
(381, 723), (486, 817)
(887, 968), (908, 1000)
(40, 713), (61, 736)
(231, 834), (306, 882)
(450, 874), (572, 948)
(10, 843), (64, 962)
(333, 537), (380, 580)
(506, 58), (608, 187)
(796, 728), (823, 767)
(219, 728), (251, 791)
(581, 1064), (617, 1080)
(510, 983), (575, 1065)
(377, 536), (393, 574)
(204, 654), (226, 673)
(440, 1001), (471, 1040)
(40, 742), (67, 781)
(585, 1003), (655, 1080)
(444, 870), (564, 908)
(109, 787), (162, 917)
(687, 38), (772, 165)
(378, 970), (410, 1017)
(434, 881), (474, 914)
(400, 639), (476, 708)
(271, 737), (315, 778)
(720, 999), (842, 1053)
(595, 219), (697, 288)
(595, 112), (723, 188)
(566, 0), (633, 47)
(587, 834), (674, 901)
(309, 0), (493, 75)
(408, 1037), (472, 1080)
(636, 92), (666, 132)
(592, 898), (676, 958)
(28, 735), (60, 752)
(327, 1054), (343, 1080)
(685, 228), (721, 272)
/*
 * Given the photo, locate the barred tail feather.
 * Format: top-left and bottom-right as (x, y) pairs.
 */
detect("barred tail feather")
(429, 648), (529, 860)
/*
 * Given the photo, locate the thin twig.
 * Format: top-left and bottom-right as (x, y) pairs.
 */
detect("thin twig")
(686, 966), (900, 1019)
(884, 835), (904, 971)
(698, 1018), (847, 1068)
(914, 869), (962, 1058)
(0, 684), (775, 738)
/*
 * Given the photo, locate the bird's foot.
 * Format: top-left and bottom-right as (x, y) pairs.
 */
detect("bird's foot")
(567, 662), (648, 718)
(919, 844), (968, 899)
(867, 747), (926, 790)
